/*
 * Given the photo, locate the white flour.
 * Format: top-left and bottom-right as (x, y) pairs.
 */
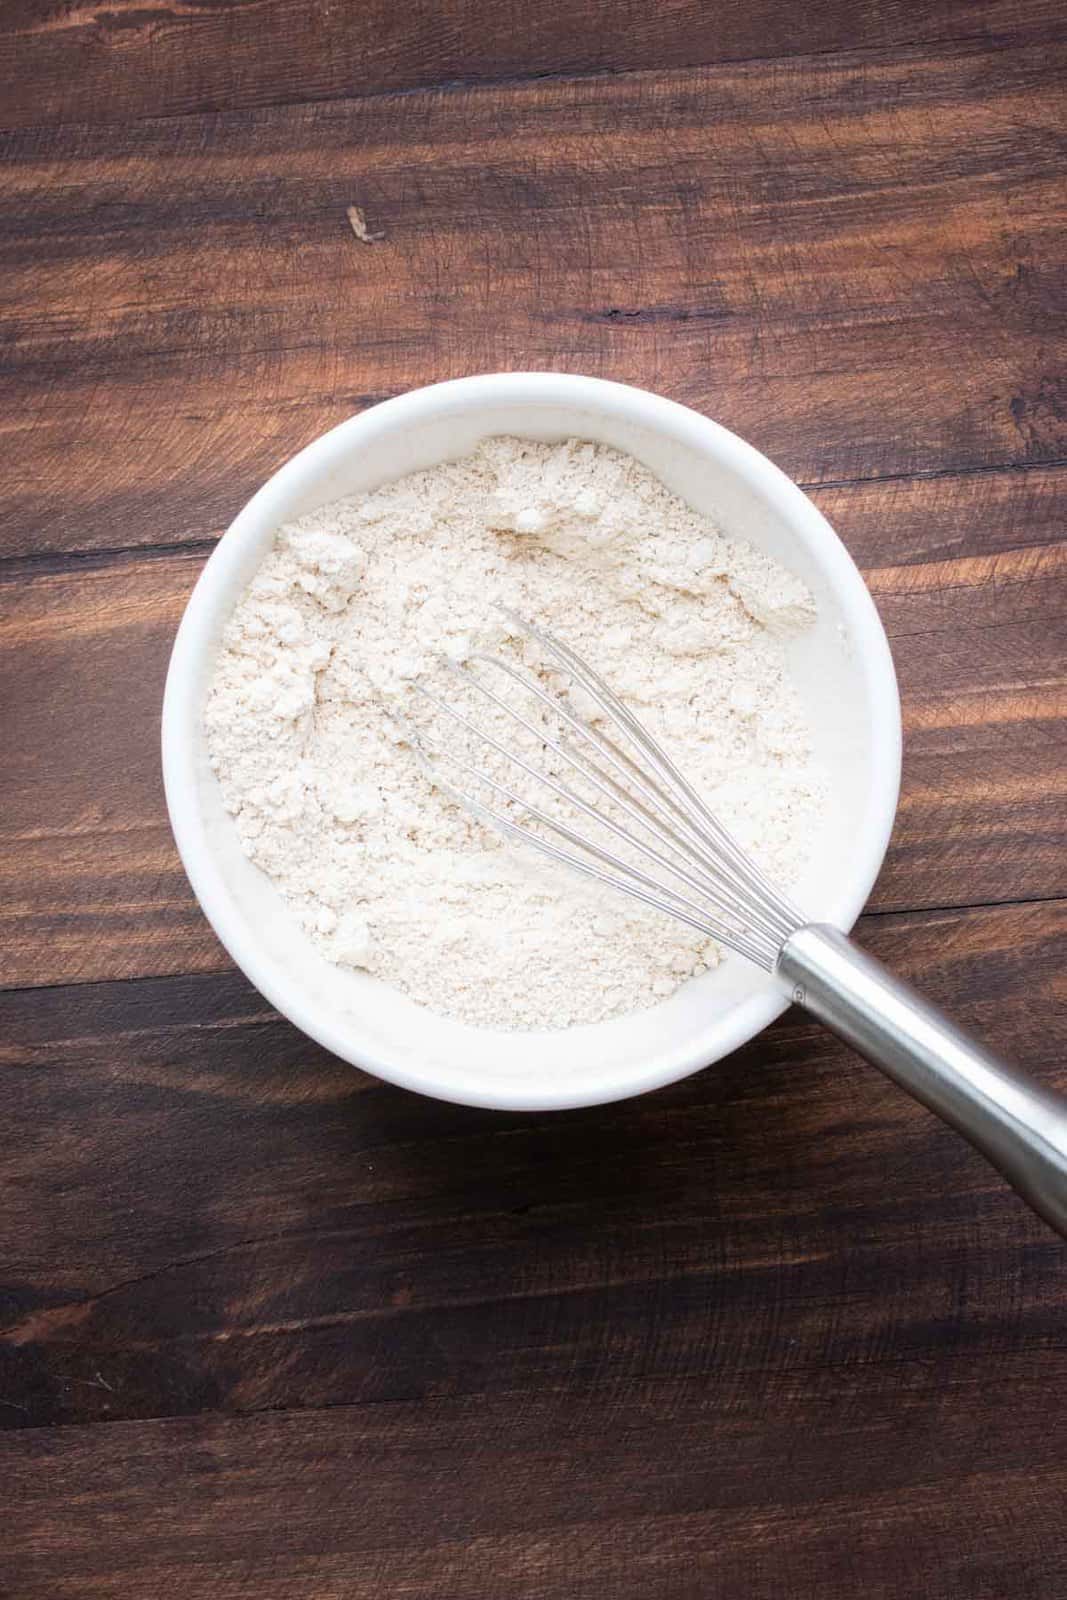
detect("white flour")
(205, 438), (825, 1029)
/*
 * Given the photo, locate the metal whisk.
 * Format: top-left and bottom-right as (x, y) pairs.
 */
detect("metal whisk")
(411, 614), (1067, 1238)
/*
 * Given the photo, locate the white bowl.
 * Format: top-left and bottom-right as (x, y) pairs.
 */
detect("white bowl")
(162, 374), (901, 1111)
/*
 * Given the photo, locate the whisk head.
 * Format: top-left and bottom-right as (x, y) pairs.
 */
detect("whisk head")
(405, 613), (805, 973)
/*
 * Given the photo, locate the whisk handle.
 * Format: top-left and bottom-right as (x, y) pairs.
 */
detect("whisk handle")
(777, 924), (1067, 1238)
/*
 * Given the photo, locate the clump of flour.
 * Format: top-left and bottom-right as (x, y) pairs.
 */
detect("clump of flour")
(205, 437), (825, 1029)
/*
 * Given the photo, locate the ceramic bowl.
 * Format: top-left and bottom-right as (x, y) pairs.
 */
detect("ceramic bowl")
(162, 373), (901, 1109)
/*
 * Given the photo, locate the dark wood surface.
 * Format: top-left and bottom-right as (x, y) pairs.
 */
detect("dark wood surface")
(2, 3), (1065, 1595)
(2, 0), (1061, 127)
(5, 33), (1067, 565)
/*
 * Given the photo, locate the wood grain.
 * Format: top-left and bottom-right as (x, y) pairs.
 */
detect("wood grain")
(811, 464), (1067, 571)
(3, 463), (1064, 990)
(1, 899), (1064, 1433)
(2, 36), (1066, 563)
(4, 1358), (1066, 1599)
(1, 0), (1061, 130)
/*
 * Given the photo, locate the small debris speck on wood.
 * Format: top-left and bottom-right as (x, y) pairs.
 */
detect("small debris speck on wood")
(346, 205), (385, 244)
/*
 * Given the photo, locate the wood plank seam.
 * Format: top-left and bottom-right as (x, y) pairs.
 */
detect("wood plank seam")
(2, 893), (1066, 1002)
(1, 455), (1065, 578)
(4, 1341), (1066, 1438)
(0, 889), (1055, 998)
(1, 10), (1062, 137)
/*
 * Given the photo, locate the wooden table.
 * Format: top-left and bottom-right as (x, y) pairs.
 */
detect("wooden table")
(2, 3), (1065, 1594)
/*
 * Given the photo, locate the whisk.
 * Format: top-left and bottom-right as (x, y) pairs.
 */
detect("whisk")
(412, 614), (1067, 1238)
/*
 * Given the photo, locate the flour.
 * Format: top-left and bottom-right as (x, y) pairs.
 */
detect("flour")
(205, 437), (825, 1029)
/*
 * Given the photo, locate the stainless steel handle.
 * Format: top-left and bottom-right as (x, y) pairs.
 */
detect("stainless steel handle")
(776, 924), (1067, 1238)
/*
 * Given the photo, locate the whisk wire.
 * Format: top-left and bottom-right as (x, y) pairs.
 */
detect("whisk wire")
(429, 662), (786, 945)
(418, 744), (777, 965)
(511, 612), (801, 941)
(413, 681), (781, 966)
(461, 655), (764, 917)
(407, 616), (806, 971)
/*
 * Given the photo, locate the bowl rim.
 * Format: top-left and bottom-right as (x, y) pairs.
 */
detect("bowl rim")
(162, 372), (902, 1110)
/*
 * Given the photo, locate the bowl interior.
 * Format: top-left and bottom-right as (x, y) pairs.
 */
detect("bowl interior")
(164, 376), (900, 1109)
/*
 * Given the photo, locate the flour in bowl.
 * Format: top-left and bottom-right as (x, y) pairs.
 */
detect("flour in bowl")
(205, 438), (825, 1028)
